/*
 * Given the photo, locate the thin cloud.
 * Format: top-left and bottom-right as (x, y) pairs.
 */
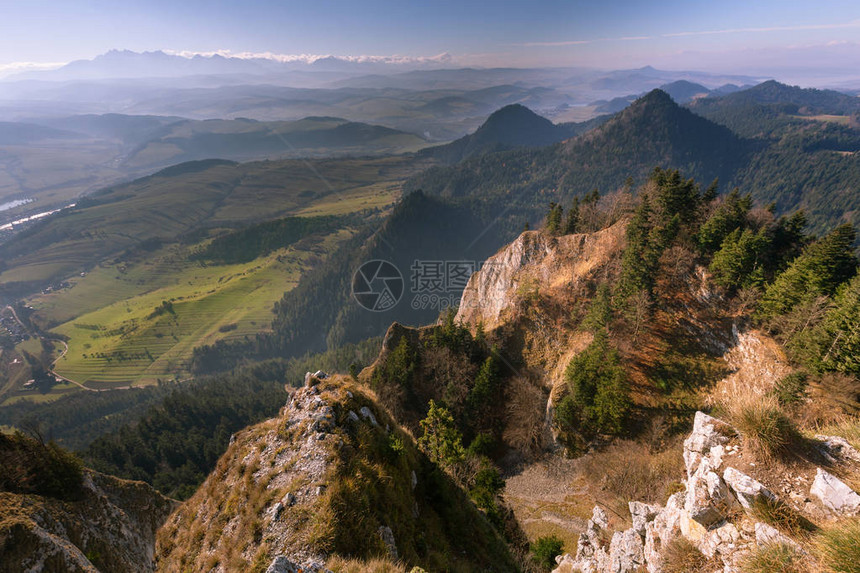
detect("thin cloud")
(518, 36), (651, 47)
(162, 49), (454, 66)
(518, 40), (592, 47)
(663, 20), (860, 38)
(519, 19), (860, 48)
(0, 61), (66, 73)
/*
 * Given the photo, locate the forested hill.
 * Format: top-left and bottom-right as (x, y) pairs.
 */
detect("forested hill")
(688, 79), (860, 138)
(420, 103), (602, 164)
(694, 80), (860, 117)
(407, 89), (750, 203)
(408, 87), (860, 234)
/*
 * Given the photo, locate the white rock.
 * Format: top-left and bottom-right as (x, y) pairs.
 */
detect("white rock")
(723, 467), (775, 509)
(266, 556), (300, 573)
(686, 459), (734, 528)
(378, 525), (398, 559)
(271, 502), (284, 520)
(359, 406), (378, 426)
(683, 412), (730, 477)
(815, 435), (860, 463)
(591, 505), (609, 530)
(754, 522), (802, 552)
(709, 444), (725, 469)
(810, 468), (860, 515)
(698, 521), (740, 559)
(608, 528), (645, 572)
(644, 493), (684, 573)
(552, 554), (578, 573)
(629, 501), (660, 537)
(266, 557), (331, 573)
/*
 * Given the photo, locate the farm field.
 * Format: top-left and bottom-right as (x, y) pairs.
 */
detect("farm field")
(0, 152), (424, 398)
(43, 228), (354, 388)
(0, 154), (423, 287)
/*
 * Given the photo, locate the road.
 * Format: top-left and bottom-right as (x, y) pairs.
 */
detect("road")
(4, 305), (96, 392)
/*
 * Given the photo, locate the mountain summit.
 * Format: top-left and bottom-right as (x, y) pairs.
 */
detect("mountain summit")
(560, 88), (749, 186)
(423, 103), (581, 163)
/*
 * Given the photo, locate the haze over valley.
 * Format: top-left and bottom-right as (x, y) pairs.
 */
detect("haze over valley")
(1, 2), (860, 572)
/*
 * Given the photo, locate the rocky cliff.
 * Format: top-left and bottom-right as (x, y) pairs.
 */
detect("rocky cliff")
(456, 224), (626, 331)
(552, 410), (860, 572)
(0, 470), (175, 573)
(155, 374), (515, 572)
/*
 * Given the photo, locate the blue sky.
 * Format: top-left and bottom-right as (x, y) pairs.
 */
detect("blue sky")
(2, 0), (860, 73)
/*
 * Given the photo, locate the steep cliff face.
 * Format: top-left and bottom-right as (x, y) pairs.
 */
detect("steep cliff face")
(156, 375), (515, 572)
(456, 224), (627, 332)
(0, 471), (175, 573)
(454, 223), (628, 449)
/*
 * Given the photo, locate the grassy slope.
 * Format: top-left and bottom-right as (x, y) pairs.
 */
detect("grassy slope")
(0, 155), (423, 399)
(0, 156), (420, 286)
(123, 117), (429, 169)
(47, 230), (351, 388)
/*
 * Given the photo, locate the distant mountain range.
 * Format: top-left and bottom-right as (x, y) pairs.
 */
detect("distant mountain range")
(6, 49), (456, 82)
(117, 116), (428, 168)
(592, 80), (747, 113)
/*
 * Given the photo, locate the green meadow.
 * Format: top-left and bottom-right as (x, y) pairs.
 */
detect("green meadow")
(42, 228), (354, 389)
(0, 154), (425, 396)
(0, 155), (422, 287)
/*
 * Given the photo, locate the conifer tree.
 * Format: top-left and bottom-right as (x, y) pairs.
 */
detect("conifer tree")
(563, 197), (581, 234)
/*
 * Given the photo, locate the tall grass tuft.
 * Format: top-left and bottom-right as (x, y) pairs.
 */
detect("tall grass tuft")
(721, 391), (799, 460)
(750, 496), (817, 538)
(661, 537), (712, 573)
(325, 556), (407, 573)
(739, 543), (807, 573)
(814, 518), (860, 573)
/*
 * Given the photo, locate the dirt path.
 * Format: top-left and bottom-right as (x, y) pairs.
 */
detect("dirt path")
(5, 305), (97, 391)
(504, 455), (591, 547)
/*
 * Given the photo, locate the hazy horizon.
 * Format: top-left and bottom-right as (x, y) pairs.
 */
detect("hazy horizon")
(2, 1), (860, 86)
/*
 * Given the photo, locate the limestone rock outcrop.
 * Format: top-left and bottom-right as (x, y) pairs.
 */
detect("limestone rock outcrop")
(552, 411), (860, 573)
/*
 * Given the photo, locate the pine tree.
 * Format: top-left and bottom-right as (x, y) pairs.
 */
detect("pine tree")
(418, 400), (465, 466)
(697, 189), (753, 254)
(561, 331), (630, 437)
(544, 202), (563, 235)
(709, 227), (770, 291)
(789, 273), (860, 373)
(562, 197), (581, 234)
(618, 194), (656, 298)
(758, 224), (858, 319)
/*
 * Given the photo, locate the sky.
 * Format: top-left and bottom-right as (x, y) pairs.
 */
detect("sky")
(2, 0), (860, 78)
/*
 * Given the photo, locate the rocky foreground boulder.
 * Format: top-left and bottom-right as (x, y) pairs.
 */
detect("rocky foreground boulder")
(155, 374), (515, 572)
(553, 411), (860, 573)
(0, 471), (175, 573)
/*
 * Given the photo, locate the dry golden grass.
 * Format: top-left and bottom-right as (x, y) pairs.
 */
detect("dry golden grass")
(325, 556), (408, 573)
(739, 543), (809, 573)
(661, 537), (719, 573)
(815, 418), (860, 451)
(750, 496), (818, 538)
(720, 390), (800, 461)
(813, 518), (860, 573)
(577, 438), (685, 507)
